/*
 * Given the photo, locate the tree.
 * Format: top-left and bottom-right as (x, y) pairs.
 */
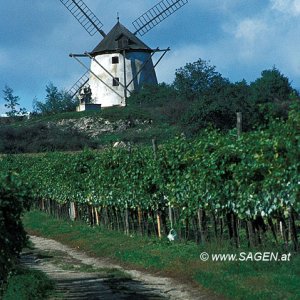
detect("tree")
(181, 80), (253, 133)
(250, 67), (295, 104)
(173, 58), (229, 101)
(128, 83), (176, 108)
(33, 83), (77, 115)
(127, 83), (185, 124)
(250, 67), (299, 124)
(2, 85), (26, 117)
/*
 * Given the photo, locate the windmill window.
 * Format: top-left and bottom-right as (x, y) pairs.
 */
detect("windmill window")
(118, 37), (129, 49)
(113, 77), (120, 86)
(112, 56), (119, 64)
(122, 38), (129, 47)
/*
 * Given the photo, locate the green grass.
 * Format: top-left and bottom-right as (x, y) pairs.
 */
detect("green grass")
(34, 248), (131, 279)
(23, 210), (300, 300)
(2, 267), (54, 300)
(10, 106), (154, 127)
(97, 123), (179, 146)
(1, 106), (180, 152)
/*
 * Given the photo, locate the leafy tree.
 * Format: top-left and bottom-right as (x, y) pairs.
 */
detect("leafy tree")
(33, 83), (76, 115)
(172, 58), (246, 133)
(127, 83), (185, 123)
(176, 62), (299, 133)
(128, 83), (176, 108)
(130, 60), (299, 134)
(250, 67), (295, 104)
(173, 58), (229, 101)
(181, 80), (253, 133)
(250, 67), (299, 124)
(2, 85), (26, 117)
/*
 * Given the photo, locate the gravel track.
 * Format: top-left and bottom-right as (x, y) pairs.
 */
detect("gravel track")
(21, 235), (217, 300)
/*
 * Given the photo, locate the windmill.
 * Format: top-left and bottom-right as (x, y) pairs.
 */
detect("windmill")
(59, 0), (189, 111)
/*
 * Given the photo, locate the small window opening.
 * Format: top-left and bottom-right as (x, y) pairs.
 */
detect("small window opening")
(118, 37), (129, 49)
(113, 77), (120, 86)
(112, 56), (119, 64)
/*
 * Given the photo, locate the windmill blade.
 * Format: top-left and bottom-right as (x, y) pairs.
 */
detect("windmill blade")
(132, 0), (188, 36)
(68, 71), (90, 98)
(59, 0), (106, 37)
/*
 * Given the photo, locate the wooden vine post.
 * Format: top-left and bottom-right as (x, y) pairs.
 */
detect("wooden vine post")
(197, 208), (205, 244)
(236, 112), (243, 248)
(152, 138), (158, 160)
(237, 112), (242, 139)
(40, 199), (45, 211)
(94, 207), (100, 226)
(290, 210), (299, 251)
(69, 202), (76, 221)
(169, 204), (173, 229)
(152, 138), (162, 239)
(157, 213), (162, 238)
(247, 219), (255, 248)
(138, 206), (143, 234)
(125, 204), (130, 235)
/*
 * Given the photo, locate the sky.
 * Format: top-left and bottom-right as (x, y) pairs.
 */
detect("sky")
(1, 0), (300, 114)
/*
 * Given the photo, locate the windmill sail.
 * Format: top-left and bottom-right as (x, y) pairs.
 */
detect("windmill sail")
(68, 71), (90, 98)
(132, 0), (188, 36)
(59, 0), (105, 37)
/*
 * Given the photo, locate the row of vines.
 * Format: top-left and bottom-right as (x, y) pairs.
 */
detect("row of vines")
(1, 105), (299, 250)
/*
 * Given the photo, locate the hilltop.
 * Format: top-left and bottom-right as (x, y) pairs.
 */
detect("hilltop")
(0, 105), (179, 154)
(1, 59), (298, 154)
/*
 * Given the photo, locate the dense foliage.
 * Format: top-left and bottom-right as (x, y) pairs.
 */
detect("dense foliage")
(128, 59), (299, 134)
(0, 173), (32, 285)
(1, 104), (298, 246)
(3, 268), (53, 300)
(0, 123), (98, 154)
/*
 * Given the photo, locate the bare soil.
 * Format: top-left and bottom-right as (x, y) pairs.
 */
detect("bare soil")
(21, 235), (218, 300)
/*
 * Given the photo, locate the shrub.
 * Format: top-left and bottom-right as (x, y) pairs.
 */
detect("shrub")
(0, 173), (32, 284)
(3, 268), (54, 300)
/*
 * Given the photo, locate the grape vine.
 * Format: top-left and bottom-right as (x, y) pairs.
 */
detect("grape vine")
(0, 105), (299, 249)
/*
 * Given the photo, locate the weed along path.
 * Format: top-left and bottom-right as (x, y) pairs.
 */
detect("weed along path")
(22, 235), (215, 300)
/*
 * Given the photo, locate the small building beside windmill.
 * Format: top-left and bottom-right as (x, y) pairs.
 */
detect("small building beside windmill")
(84, 21), (157, 110)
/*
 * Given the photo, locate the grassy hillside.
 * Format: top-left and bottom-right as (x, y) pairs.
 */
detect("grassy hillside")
(2, 61), (298, 154)
(0, 106), (180, 154)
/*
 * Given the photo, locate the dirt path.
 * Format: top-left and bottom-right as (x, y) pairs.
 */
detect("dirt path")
(21, 235), (216, 300)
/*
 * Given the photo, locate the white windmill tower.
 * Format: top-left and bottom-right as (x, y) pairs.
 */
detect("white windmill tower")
(59, 0), (189, 111)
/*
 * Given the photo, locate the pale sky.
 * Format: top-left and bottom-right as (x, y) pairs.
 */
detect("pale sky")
(1, 0), (300, 113)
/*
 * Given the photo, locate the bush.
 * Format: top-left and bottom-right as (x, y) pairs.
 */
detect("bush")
(3, 268), (54, 300)
(0, 174), (32, 284)
(0, 123), (98, 154)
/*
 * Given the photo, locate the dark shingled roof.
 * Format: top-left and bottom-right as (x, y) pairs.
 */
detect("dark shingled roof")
(90, 22), (152, 56)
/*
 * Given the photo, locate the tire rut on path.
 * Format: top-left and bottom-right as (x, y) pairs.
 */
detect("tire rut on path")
(21, 235), (217, 300)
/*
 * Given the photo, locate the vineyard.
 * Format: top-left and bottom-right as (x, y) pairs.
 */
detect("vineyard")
(1, 104), (299, 250)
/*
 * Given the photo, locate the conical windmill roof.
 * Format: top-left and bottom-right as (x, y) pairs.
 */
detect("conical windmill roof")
(90, 22), (152, 56)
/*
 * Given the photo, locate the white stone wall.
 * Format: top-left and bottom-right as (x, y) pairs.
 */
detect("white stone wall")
(89, 51), (157, 108)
